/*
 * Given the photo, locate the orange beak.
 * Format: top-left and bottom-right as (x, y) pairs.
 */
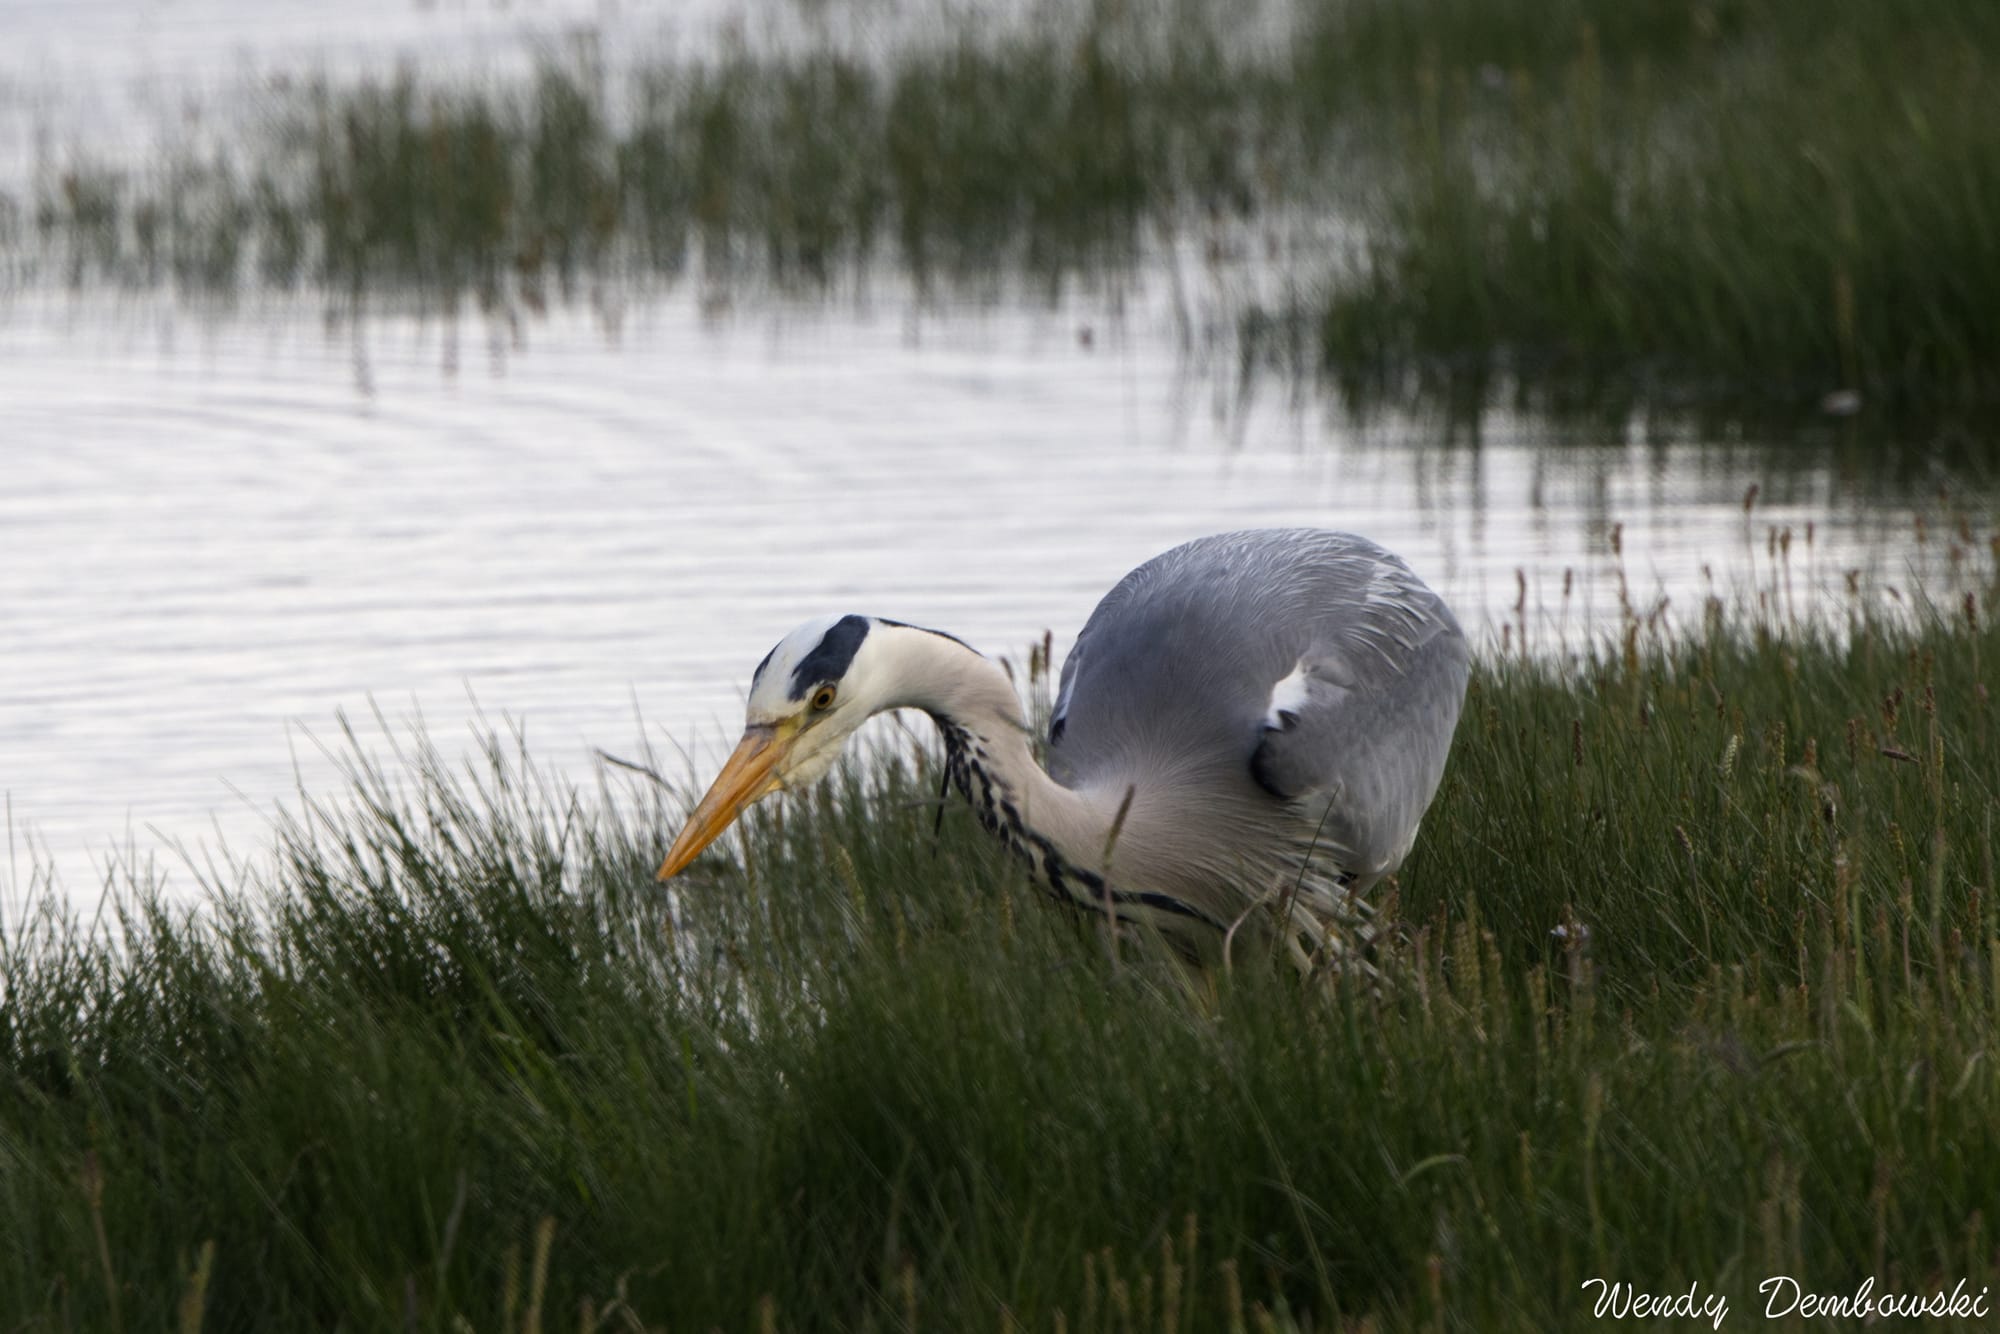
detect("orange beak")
(656, 725), (793, 879)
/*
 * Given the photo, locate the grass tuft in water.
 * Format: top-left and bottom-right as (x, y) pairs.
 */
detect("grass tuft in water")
(19, 0), (2000, 419)
(1296, 0), (2000, 418)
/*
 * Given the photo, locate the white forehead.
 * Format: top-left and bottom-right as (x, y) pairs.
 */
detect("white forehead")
(745, 613), (872, 719)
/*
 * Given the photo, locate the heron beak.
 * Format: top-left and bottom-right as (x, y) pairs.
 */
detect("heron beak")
(656, 724), (794, 879)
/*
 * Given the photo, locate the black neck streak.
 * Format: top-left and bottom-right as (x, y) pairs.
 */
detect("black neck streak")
(934, 716), (1219, 932)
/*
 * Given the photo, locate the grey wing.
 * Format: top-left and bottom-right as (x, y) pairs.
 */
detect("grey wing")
(1248, 550), (1470, 877)
(1048, 529), (1469, 884)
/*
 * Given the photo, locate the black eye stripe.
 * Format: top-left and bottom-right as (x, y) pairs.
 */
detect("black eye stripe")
(787, 615), (871, 700)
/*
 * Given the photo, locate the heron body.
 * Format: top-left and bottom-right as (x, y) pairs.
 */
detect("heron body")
(660, 529), (1470, 966)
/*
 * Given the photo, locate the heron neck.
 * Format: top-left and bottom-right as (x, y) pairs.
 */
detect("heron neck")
(879, 626), (1126, 885)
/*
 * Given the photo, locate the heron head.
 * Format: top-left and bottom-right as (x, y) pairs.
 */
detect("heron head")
(657, 614), (887, 878)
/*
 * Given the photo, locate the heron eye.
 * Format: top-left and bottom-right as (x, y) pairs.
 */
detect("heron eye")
(811, 685), (837, 711)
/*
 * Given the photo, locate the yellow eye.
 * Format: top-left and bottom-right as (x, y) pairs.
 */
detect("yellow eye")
(811, 685), (837, 711)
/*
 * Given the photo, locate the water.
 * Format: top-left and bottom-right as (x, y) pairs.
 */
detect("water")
(0, 2), (1991, 908)
(4, 284), (1982, 906)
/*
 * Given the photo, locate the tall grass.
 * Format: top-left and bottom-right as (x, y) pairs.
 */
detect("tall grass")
(6, 559), (2000, 1329)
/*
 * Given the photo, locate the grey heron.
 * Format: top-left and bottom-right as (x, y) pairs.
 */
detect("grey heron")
(657, 529), (1469, 967)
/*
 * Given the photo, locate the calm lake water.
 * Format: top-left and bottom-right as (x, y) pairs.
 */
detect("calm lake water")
(1, 3), (1992, 909)
(5, 287), (1985, 906)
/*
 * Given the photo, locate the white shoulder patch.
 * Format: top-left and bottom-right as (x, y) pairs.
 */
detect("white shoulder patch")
(1264, 661), (1313, 731)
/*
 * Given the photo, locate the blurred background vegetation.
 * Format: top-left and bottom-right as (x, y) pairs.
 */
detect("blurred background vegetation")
(14, 0), (1999, 423)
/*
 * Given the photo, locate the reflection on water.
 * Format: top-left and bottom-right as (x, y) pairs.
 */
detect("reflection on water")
(2, 288), (1989, 907)
(0, 0), (749, 173)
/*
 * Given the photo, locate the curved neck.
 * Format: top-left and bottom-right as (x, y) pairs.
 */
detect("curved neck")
(874, 625), (1130, 892)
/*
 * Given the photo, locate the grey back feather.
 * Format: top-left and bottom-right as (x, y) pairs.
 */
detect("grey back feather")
(1048, 529), (1468, 884)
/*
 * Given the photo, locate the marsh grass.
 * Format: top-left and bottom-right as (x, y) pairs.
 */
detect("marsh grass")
(20, 0), (1996, 419)
(1301, 0), (2000, 419)
(26, 16), (1267, 308)
(6, 548), (2000, 1330)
